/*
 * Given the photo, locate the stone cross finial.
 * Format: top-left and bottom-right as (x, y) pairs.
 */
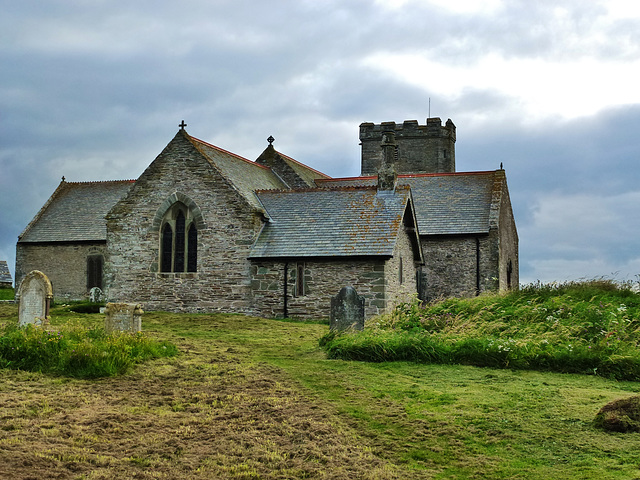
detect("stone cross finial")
(179, 120), (187, 130)
(267, 135), (275, 145)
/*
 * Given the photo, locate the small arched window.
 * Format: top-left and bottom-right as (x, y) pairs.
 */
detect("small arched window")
(159, 202), (198, 273)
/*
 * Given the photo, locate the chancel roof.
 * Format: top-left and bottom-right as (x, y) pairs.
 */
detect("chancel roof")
(250, 186), (418, 258)
(0, 260), (12, 285)
(189, 136), (288, 210)
(18, 180), (134, 243)
(317, 171), (500, 235)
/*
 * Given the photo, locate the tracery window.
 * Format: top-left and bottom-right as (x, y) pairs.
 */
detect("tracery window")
(159, 202), (198, 273)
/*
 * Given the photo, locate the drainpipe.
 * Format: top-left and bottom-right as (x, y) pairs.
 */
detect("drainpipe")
(475, 237), (481, 296)
(283, 262), (289, 318)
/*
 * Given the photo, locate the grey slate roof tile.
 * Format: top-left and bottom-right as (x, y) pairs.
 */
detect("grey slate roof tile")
(190, 137), (287, 209)
(250, 186), (411, 258)
(0, 260), (12, 284)
(18, 180), (134, 243)
(317, 172), (497, 235)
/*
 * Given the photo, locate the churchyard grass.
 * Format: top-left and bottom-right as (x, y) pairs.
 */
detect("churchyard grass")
(0, 306), (177, 378)
(322, 279), (640, 381)
(0, 287), (14, 300)
(0, 297), (640, 478)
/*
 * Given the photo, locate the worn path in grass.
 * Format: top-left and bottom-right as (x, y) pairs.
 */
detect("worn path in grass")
(1, 304), (640, 479)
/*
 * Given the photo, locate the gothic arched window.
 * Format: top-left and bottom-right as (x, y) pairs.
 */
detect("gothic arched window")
(159, 202), (198, 273)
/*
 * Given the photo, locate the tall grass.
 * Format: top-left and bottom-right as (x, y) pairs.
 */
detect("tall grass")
(322, 279), (640, 380)
(0, 320), (177, 378)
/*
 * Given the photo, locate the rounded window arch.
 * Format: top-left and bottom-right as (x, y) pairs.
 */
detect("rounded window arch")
(159, 202), (198, 273)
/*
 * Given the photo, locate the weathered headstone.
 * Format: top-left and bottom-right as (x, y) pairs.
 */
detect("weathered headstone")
(17, 270), (53, 327)
(89, 287), (104, 303)
(330, 286), (365, 331)
(104, 303), (143, 333)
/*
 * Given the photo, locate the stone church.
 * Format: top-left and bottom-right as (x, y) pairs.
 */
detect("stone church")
(15, 117), (518, 319)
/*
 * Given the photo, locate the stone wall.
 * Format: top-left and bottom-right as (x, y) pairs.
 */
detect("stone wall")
(420, 234), (498, 301)
(105, 132), (263, 313)
(385, 226), (419, 307)
(360, 118), (456, 176)
(497, 181), (519, 291)
(15, 243), (106, 301)
(251, 226), (419, 320)
(250, 258), (389, 320)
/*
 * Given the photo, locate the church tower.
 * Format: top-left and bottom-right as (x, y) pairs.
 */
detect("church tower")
(360, 117), (456, 176)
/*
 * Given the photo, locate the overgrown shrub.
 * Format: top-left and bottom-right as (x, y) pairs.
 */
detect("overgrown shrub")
(0, 321), (178, 378)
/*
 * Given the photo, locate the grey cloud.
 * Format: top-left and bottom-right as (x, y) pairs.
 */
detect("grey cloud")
(2, 0), (639, 287)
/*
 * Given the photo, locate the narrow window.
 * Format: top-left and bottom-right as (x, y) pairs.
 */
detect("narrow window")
(399, 257), (403, 284)
(187, 224), (197, 272)
(87, 255), (103, 289)
(174, 210), (186, 272)
(161, 224), (173, 272)
(295, 262), (305, 297)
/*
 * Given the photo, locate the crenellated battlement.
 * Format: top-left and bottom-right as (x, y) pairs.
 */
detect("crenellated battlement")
(360, 118), (456, 175)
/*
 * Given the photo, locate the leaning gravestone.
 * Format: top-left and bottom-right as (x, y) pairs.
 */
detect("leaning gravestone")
(18, 270), (53, 327)
(104, 303), (143, 333)
(330, 286), (365, 331)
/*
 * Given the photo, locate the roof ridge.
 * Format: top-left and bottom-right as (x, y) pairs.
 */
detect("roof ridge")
(190, 136), (272, 171)
(256, 184), (410, 194)
(317, 171), (497, 183)
(256, 185), (377, 194)
(274, 149), (331, 179)
(64, 179), (136, 185)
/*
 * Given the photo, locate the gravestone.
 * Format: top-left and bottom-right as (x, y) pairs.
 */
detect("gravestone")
(17, 270), (53, 327)
(330, 286), (365, 331)
(104, 303), (143, 333)
(89, 287), (104, 303)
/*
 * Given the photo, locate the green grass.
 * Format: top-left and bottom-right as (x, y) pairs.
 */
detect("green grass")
(0, 307), (177, 378)
(322, 279), (640, 380)
(0, 287), (15, 301)
(1, 283), (640, 478)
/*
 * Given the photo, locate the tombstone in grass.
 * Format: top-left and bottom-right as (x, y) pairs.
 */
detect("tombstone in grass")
(104, 303), (143, 333)
(89, 286), (104, 304)
(330, 286), (365, 332)
(17, 270), (53, 327)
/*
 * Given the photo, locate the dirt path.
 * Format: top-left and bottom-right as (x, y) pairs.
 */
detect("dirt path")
(0, 326), (401, 479)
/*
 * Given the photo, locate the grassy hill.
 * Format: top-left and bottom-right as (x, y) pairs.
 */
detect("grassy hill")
(1, 282), (640, 479)
(322, 280), (640, 380)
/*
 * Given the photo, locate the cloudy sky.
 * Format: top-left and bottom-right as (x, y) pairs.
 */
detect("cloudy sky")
(2, 0), (639, 287)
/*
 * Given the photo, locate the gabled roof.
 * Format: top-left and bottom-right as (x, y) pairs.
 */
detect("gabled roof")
(272, 149), (331, 186)
(0, 260), (12, 285)
(250, 185), (420, 258)
(255, 144), (330, 189)
(18, 180), (134, 243)
(317, 171), (503, 236)
(189, 136), (288, 210)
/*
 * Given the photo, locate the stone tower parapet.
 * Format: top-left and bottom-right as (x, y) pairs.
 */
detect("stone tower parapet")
(360, 117), (456, 175)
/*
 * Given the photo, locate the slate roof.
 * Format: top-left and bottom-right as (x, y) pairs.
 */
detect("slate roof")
(317, 171), (499, 235)
(190, 137), (288, 210)
(277, 150), (331, 185)
(250, 186), (415, 258)
(18, 180), (134, 243)
(0, 261), (12, 285)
